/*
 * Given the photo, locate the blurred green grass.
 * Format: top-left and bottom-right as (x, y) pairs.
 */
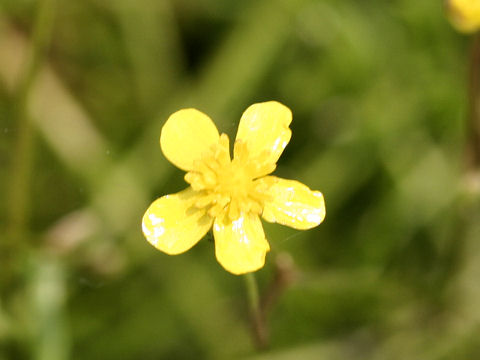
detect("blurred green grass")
(1, 0), (480, 359)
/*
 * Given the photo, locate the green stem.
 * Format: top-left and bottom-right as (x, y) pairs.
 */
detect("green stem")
(4, 0), (56, 281)
(244, 272), (261, 315)
(243, 273), (268, 349)
(2, 3), (57, 357)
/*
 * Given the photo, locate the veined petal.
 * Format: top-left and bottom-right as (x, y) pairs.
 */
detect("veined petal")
(235, 101), (292, 166)
(258, 176), (325, 230)
(142, 187), (213, 255)
(213, 213), (270, 275)
(160, 108), (219, 171)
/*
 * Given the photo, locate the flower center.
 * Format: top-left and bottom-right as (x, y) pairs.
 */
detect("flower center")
(185, 134), (274, 220)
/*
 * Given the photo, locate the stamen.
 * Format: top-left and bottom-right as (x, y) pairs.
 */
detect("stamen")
(184, 172), (205, 191)
(195, 194), (215, 208)
(184, 133), (273, 220)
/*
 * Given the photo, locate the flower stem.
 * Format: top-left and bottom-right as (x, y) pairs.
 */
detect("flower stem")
(243, 272), (268, 349)
(8, 0), (56, 233)
(4, 0), (56, 283)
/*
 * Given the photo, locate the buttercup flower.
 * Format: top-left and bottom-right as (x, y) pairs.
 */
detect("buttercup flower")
(446, 0), (480, 33)
(142, 101), (325, 275)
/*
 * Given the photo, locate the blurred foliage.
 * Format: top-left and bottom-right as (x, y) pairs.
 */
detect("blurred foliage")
(1, 0), (480, 359)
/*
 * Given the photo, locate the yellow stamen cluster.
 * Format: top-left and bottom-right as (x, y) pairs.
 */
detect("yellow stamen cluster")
(184, 134), (274, 220)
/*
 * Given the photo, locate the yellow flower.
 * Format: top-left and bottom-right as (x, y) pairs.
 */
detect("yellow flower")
(142, 101), (326, 275)
(447, 0), (480, 33)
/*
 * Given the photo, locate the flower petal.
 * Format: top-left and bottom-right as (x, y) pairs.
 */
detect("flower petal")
(447, 0), (480, 33)
(160, 108), (219, 171)
(142, 187), (213, 255)
(213, 213), (270, 275)
(258, 176), (325, 230)
(235, 101), (292, 166)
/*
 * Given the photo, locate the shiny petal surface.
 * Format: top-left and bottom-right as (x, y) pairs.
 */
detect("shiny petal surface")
(160, 108), (219, 171)
(258, 176), (325, 230)
(235, 101), (292, 166)
(213, 213), (270, 275)
(142, 187), (213, 255)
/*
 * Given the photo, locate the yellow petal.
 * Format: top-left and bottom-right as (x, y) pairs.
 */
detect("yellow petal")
(142, 187), (213, 255)
(447, 0), (480, 33)
(258, 176), (325, 230)
(160, 108), (219, 171)
(213, 212), (270, 275)
(235, 101), (292, 166)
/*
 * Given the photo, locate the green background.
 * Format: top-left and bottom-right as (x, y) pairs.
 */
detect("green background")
(1, 0), (479, 359)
